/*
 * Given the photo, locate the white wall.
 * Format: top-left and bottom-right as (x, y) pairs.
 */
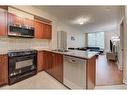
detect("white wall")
(67, 32), (85, 48)
(54, 17), (86, 49)
(123, 6), (127, 84)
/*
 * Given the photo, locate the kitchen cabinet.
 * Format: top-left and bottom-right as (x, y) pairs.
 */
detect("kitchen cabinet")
(0, 8), (7, 36)
(8, 13), (22, 25)
(53, 53), (63, 83)
(42, 24), (52, 39)
(24, 18), (34, 27)
(34, 19), (52, 39)
(86, 56), (96, 89)
(37, 51), (44, 72)
(34, 20), (43, 39)
(0, 55), (8, 86)
(43, 51), (53, 74)
(43, 51), (63, 83)
(8, 13), (34, 27)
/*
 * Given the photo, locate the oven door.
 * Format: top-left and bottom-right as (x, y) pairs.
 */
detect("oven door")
(8, 54), (37, 77)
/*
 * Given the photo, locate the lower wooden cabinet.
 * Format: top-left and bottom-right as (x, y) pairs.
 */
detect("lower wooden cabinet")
(53, 53), (63, 83)
(43, 51), (53, 74)
(86, 56), (96, 89)
(0, 55), (8, 86)
(43, 51), (63, 83)
(37, 51), (44, 72)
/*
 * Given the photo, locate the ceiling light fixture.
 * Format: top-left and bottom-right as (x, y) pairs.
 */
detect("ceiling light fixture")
(72, 16), (90, 25)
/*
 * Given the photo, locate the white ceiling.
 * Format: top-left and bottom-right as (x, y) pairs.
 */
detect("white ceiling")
(35, 6), (124, 32)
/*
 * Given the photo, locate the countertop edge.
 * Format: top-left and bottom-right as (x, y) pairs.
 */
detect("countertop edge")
(0, 48), (98, 60)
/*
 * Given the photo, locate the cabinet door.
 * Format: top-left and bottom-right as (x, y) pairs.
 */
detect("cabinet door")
(8, 13), (23, 25)
(0, 9), (7, 36)
(43, 52), (63, 83)
(34, 20), (43, 39)
(37, 51), (44, 72)
(54, 53), (63, 83)
(86, 56), (96, 89)
(44, 51), (53, 75)
(24, 18), (34, 27)
(47, 52), (54, 75)
(43, 51), (48, 71)
(42, 24), (52, 39)
(0, 55), (8, 86)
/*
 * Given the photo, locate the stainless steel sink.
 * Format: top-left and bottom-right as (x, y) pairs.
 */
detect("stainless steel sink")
(52, 49), (69, 52)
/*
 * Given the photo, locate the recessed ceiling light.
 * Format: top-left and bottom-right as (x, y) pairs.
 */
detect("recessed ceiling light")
(71, 16), (90, 25)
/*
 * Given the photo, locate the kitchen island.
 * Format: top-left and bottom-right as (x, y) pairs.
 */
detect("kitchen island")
(37, 49), (98, 89)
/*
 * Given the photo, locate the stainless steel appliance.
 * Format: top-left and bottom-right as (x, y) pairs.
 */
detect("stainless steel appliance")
(8, 24), (34, 38)
(8, 49), (37, 85)
(63, 55), (86, 89)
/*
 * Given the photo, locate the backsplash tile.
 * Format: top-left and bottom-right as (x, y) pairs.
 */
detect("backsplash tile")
(0, 37), (50, 50)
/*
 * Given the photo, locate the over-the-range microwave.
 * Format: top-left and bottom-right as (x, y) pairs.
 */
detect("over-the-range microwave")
(8, 24), (35, 38)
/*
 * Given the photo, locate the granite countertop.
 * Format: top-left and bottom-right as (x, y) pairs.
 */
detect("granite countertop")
(44, 50), (98, 59)
(0, 47), (49, 55)
(0, 47), (98, 59)
(0, 49), (8, 55)
(63, 50), (98, 59)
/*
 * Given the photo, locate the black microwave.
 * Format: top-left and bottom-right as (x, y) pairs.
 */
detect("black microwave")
(8, 25), (35, 38)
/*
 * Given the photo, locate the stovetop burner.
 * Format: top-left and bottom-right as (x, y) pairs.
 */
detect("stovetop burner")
(8, 49), (37, 57)
(8, 49), (35, 52)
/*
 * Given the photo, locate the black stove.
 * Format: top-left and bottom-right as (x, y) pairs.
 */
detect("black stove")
(8, 49), (37, 57)
(8, 49), (37, 85)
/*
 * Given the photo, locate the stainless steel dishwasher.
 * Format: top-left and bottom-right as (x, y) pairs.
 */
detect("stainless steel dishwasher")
(63, 55), (86, 89)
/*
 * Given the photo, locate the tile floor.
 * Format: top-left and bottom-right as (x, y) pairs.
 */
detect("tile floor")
(1, 71), (68, 89)
(0, 71), (127, 89)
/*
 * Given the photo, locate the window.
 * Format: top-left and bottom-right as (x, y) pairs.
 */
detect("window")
(88, 32), (104, 49)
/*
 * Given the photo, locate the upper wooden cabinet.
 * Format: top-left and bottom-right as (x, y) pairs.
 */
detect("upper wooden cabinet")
(0, 9), (7, 36)
(0, 10), (52, 38)
(8, 13), (34, 27)
(34, 20), (43, 39)
(8, 13), (22, 25)
(42, 24), (52, 39)
(34, 20), (52, 39)
(24, 18), (34, 27)
(37, 51), (44, 72)
(0, 55), (8, 86)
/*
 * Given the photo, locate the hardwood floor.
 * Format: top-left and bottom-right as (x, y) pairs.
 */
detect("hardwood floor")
(96, 55), (123, 86)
